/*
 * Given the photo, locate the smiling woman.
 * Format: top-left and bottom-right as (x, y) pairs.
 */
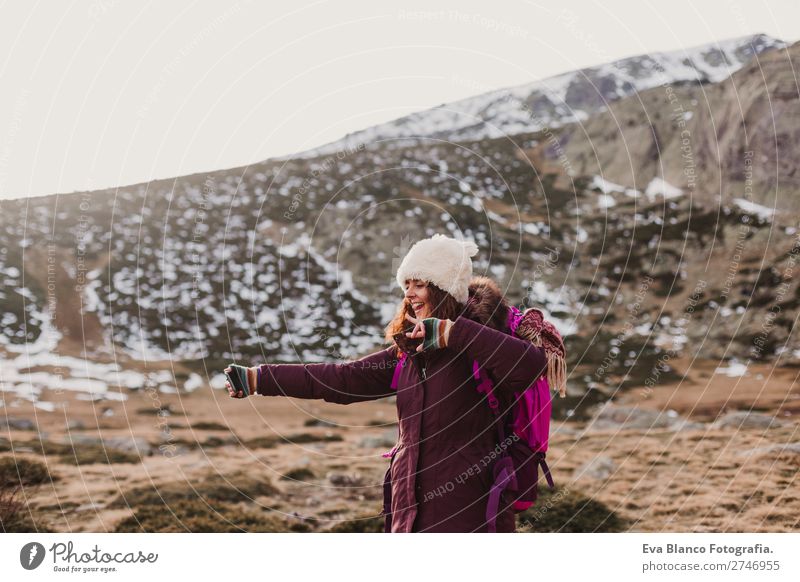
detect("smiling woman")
(223, 234), (557, 533)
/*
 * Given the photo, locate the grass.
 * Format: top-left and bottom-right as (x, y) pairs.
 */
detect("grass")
(192, 421), (231, 431)
(0, 457), (56, 533)
(0, 441), (140, 465)
(243, 433), (344, 449)
(280, 467), (316, 481)
(111, 469), (307, 533)
(516, 487), (630, 533)
(114, 499), (311, 533)
(0, 456), (56, 488)
(326, 514), (384, 533)
(108, 470), (280, 509)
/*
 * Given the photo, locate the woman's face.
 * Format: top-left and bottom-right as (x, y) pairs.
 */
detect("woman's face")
(404, 279), (431, 319)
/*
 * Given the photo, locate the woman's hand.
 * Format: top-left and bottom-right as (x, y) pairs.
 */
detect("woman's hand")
(404, 313), (454, 352)
(224, 365), (256, 398)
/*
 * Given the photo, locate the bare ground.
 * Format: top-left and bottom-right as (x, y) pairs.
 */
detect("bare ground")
(3, 356), (798, 532)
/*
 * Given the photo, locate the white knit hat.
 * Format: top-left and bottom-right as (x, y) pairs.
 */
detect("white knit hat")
(395, 234), (479, 304)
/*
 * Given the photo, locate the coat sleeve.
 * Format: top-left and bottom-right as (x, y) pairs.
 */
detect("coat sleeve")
(447, 315), (547, 395)
(255, 346), (399, 405)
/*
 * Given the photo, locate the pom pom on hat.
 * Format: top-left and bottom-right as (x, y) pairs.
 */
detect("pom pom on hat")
(395, 234), (479, 304)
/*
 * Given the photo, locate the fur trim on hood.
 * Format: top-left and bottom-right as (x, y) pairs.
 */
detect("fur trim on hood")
(458, 275), (568, 398)
(463, 275), (511, 331)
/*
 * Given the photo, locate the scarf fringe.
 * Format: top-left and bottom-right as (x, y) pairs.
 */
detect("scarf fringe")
(518, 318), (567, 398)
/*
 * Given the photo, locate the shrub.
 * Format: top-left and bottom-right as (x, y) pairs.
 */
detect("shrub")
(280, 467), (315, 481)
(114, 499), (299, 533)
(109, 470), (279, 509)
(58, 447), (141, 466)
(516, 488), (629, 533)
(0, 457), (55, 488)
(243, 433), (343, 449)
(0, 457), (55, 533)
(192, 422), (230, 431)
(326, 514), (384, 533)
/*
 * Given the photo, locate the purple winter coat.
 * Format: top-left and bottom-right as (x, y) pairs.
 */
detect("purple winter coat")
(255, 278), (548, 532)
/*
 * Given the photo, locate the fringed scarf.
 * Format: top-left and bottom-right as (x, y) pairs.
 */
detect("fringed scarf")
(507, 305), (568, 398)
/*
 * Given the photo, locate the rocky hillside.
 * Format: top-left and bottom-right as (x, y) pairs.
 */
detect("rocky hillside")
(560, 38), (800, 214)
(0, 34), (797, 422)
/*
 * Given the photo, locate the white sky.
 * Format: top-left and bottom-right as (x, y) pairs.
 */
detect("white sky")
(0, 0), (797, 200)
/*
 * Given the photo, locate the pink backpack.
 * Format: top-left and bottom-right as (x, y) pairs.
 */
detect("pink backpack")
(386, 305), (557, 532)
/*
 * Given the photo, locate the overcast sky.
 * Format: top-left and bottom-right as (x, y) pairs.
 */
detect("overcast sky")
(0, 0), (798, 200)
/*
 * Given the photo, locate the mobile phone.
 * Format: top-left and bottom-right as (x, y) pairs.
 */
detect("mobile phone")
(225, 365), (249, 396)
(393, 330), (422, 355)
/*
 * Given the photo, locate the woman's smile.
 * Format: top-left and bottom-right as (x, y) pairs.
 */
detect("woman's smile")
(405, 279), (430, 318)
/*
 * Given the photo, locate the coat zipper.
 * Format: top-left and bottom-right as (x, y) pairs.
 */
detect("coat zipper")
(414, 353), (428, 382)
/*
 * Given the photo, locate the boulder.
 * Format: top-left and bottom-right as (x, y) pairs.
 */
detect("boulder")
(358, 429), (398, 449)
(326, 471), (364, 487)
(584, 403), (691, 432)
(737, 442), (800, 457)
(60, 434), (153, 456)
(711, 411), (783, 430)
(0, 417), (37, 431)
(573, 456), (617, 481)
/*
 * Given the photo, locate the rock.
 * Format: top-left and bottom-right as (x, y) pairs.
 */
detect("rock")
(711, 411), (783, 430)
(573, 456), (616, 481)
(667, 418), (707, 432)
(66, 420), (86, 430)
(0, 417), (37, 431)
(358, 429), (398, 449)
(60, 435), (153, 456)
(326, 471), (364, 487)
(737, 442), (800, 457)
(75, 502), (105, 512)
(584, 403), (690, 432)
(303, 418), (338, 428)
(551, 425), (581, 437)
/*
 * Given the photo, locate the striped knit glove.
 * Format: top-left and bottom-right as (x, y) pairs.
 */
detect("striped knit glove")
(224, 364), (255, 398)
(421, 318), (454, 351)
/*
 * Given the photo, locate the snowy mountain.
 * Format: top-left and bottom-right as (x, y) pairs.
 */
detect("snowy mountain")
(284, 34), (785, 159)
(0, 34), (797, 418)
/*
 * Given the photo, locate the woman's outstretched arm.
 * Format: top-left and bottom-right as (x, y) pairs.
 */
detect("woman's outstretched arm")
(254, 346), (399, 405)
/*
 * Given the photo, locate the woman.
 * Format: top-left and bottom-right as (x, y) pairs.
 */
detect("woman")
(224, 234), (549, 532)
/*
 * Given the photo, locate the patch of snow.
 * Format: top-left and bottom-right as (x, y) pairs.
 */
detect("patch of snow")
(645, 178), (684, 200)
(715, 360), (749, 377)
(733, 198), (775, 221)
(598, 194), (616, 208)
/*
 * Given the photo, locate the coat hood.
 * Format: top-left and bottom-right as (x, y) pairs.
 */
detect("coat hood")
(462, 275), (512, 332)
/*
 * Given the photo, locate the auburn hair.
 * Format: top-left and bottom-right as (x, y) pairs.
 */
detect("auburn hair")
(384, 280), (468, 357)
